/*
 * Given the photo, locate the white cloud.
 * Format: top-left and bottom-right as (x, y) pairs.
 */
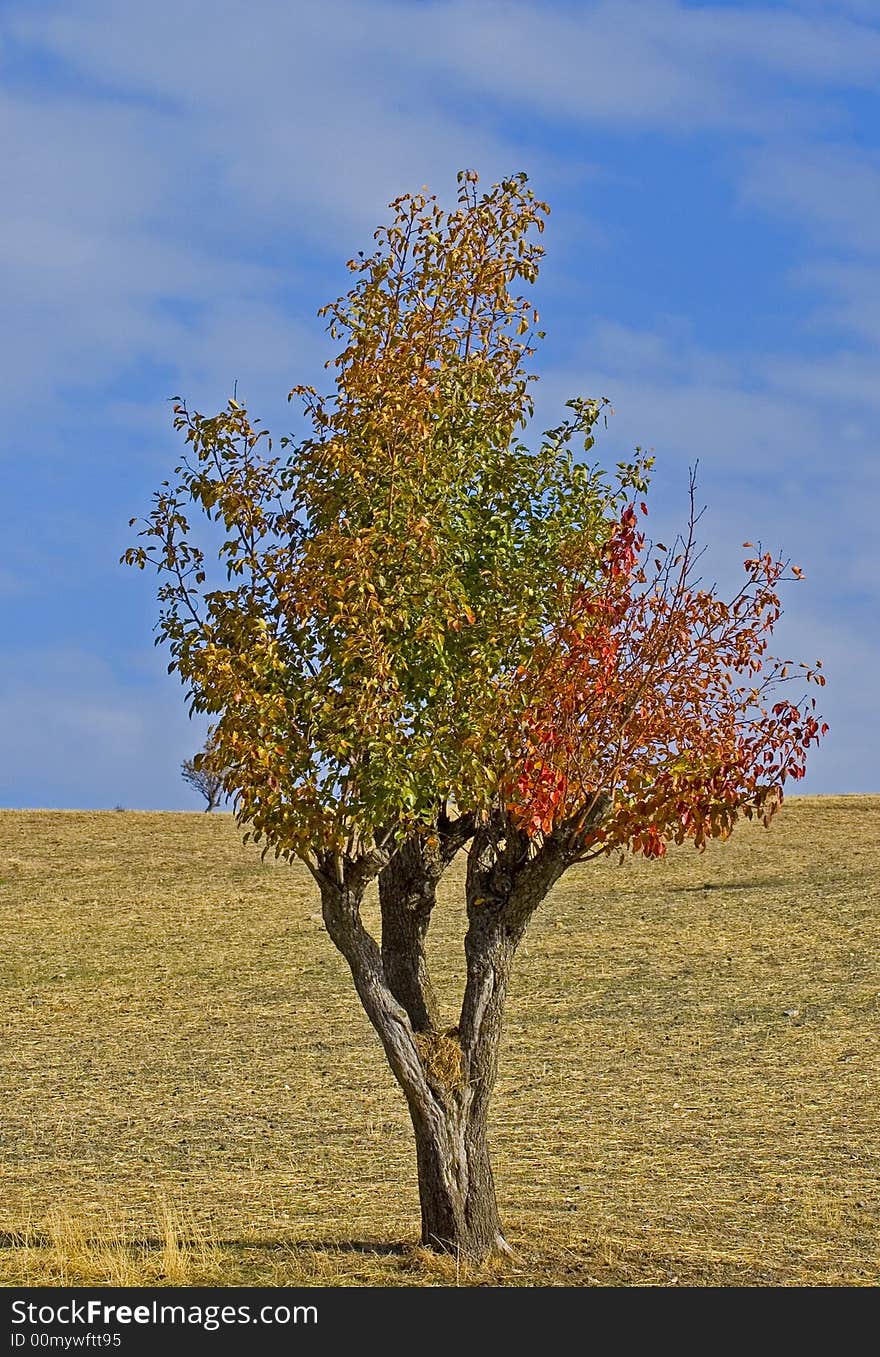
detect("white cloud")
(0, 5), (519, 432)
(790, 259), (880, 346)
(739, 141), (880, 256)
(761, 347), (880, 415)
(4, 1), (513, 240)
(393, 0), (880, 131)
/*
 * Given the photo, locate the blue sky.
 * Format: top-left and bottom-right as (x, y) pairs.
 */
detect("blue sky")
(1, 0), (877, 809)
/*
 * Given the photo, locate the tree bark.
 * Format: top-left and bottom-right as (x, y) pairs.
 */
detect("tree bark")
(410, 1083), (505, 1258)
(379, 836), (443, 1032)
(307, 814), (570, 1263)
(409, 900), (523, 1258)
(378, 812), (475, 1032)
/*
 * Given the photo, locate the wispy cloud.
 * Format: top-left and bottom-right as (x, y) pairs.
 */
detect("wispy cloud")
(0, 648), (206, 809)
(389, 0), (880, 131)
(740, 141), (880, 255)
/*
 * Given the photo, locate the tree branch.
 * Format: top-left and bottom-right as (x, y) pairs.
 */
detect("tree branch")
(378, 809), (476, 1031)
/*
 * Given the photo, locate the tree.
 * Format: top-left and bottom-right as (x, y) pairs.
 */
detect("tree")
(181, 736), (228, 811)
(123, 170), (826, 1261)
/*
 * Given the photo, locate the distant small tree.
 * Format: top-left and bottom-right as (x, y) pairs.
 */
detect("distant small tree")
(124, 170), (827, 1261)
(181, 738), (228, 812)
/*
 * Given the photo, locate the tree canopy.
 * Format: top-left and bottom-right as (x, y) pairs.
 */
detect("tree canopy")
(126, 171), (659, 862)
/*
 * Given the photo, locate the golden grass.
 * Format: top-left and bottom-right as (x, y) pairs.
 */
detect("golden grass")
(0, 796), (877, 1286)
(2, 1199), (223, 1287)
(413, 1028), (464, 1090)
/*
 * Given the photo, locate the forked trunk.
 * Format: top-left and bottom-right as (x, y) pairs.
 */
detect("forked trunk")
(406, 912), (520, 1259)
(313, 817), (568, 1264)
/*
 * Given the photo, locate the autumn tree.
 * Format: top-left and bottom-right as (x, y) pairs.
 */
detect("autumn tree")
(181, 735), (228, 811)
(123, 171), (826, 1261)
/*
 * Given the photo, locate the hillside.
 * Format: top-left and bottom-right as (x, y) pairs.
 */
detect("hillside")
(1, 796), (877, 1286)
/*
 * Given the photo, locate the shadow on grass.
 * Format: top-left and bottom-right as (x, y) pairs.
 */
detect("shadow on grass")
(681, 879), (785, 892)
(0, 1230), (409, 1256)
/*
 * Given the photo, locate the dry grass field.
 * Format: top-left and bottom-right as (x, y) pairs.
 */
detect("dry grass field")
(0, 796), (877, 1287)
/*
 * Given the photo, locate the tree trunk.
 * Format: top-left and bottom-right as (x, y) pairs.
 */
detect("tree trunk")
(310, 818), (569, 1264)
(315, 860), (513, 1261)
(409, 1090), (504, 1258)
(404, 905), (520, 1259)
